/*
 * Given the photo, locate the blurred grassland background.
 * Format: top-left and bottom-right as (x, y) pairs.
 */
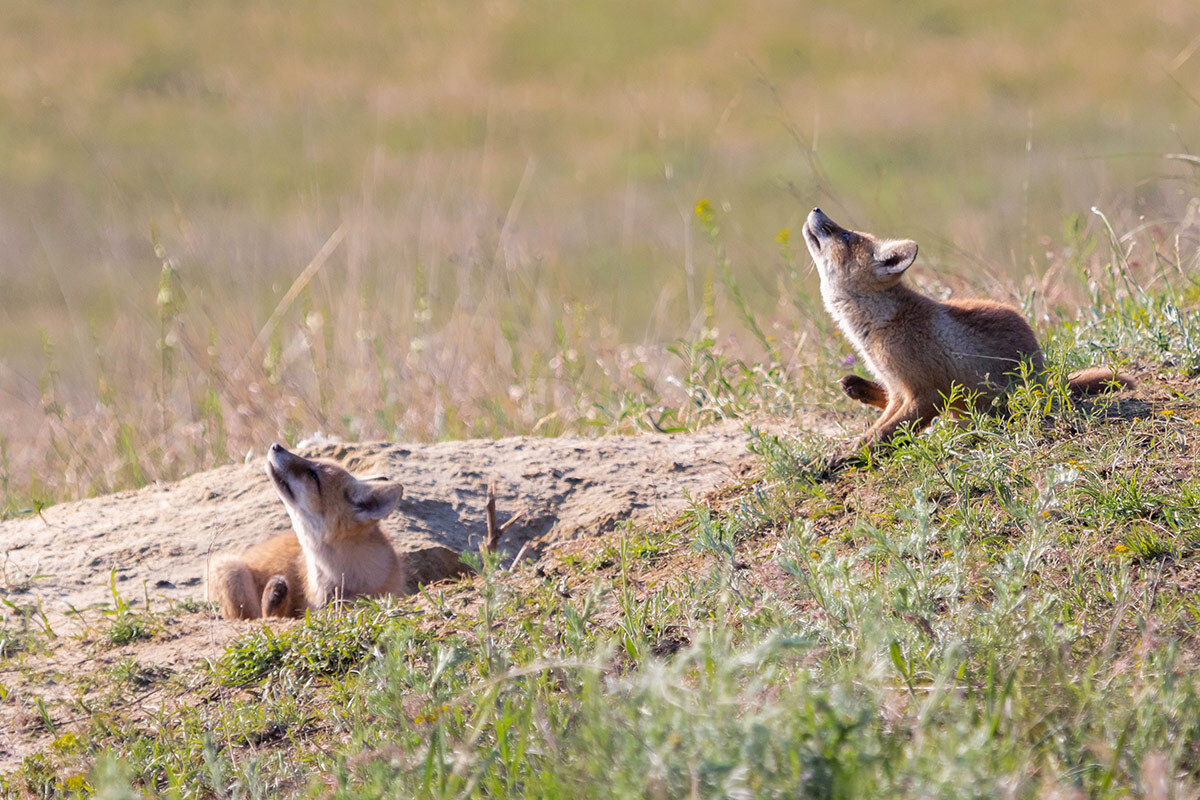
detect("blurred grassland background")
(2, 0), (1200, 512)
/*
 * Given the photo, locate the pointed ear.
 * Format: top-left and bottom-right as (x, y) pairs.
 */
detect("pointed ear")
(348, 480), (403, 522)
(874, 239), (918, 277)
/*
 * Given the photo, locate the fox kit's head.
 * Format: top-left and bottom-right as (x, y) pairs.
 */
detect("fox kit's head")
(265, 443), (403, 546)
(803, 208), (918, 295)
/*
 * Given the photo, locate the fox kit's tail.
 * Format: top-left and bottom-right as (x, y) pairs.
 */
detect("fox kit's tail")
(1067, 367), (1134, 397)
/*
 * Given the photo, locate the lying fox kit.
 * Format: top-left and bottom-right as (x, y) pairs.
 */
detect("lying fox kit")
(205, 444), (405, 619)
(802, 208), (1132, 460)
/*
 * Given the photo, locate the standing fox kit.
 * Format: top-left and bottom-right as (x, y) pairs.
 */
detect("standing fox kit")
(205, 444), (405, 619)
(803, 208), (1132, 460)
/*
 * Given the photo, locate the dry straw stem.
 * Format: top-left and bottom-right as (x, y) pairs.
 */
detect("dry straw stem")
(233, 223), (347, 381)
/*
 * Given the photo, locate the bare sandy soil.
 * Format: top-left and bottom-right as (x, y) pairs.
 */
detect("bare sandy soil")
(0, 418), (855, 771)
(0, 420), (840, 617)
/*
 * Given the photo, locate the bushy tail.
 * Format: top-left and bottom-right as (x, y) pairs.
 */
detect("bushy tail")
(1067, 367), (1135, 397)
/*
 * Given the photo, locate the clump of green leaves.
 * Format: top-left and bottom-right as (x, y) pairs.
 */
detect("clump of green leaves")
(215, 606), (392, 685)
(101, 572), (156, 647)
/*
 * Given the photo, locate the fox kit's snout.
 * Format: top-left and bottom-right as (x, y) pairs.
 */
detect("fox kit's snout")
(206, 445), (406, 619)
(804, 208), (918, 295)
(803, 208), (1133, 466)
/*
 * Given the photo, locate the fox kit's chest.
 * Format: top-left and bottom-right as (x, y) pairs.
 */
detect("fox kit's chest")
(820, 286), (901, 379)
(303, 538), (398, 605)
(284, 507), (400, 606)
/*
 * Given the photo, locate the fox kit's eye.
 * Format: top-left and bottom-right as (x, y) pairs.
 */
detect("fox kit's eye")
(306, 467), (320, 487)
(841, 231), (851, 243)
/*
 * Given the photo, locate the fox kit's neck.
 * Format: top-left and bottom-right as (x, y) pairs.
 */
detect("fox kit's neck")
(820, 281), (934, 383)
(282, 503), (394, 605)
(820, 280), (908, 343)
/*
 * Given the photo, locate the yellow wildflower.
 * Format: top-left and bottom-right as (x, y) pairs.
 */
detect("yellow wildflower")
(62, 775), (88, 792)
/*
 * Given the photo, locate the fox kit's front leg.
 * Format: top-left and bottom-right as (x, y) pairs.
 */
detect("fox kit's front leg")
(855, 393), (938, 452)
(818, 378), (895, 474)
(206, 536), (302, 619)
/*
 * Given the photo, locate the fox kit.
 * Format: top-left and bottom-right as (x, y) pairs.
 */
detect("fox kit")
(205, 444), (406, 619)
(802, 208), (1132, 461)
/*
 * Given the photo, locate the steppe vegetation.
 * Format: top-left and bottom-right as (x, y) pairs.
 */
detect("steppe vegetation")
(2, 0), (1200, 797)
(6, 267), (1200, 795)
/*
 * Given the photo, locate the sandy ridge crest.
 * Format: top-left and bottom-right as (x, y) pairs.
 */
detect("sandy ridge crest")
(0, 422), (801, 615)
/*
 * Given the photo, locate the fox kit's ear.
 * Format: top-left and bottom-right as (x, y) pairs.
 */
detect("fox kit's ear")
(348, 479), (403, 522)
(874, 239), (918, 277)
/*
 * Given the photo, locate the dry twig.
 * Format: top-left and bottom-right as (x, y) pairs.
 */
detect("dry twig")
(482, 480), (528, 554)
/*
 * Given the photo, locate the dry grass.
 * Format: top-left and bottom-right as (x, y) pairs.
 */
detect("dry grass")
(2, 1), (1200, 513)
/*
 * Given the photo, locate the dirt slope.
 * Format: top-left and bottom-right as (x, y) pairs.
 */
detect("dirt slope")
(0, 421), (831, 616)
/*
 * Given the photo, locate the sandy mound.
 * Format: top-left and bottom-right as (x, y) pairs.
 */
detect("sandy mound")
(0, 421), (825, 616)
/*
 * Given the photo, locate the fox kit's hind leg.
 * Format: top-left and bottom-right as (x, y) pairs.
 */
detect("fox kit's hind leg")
(840, 375), (889, 410)
(206, 554), (261, 620)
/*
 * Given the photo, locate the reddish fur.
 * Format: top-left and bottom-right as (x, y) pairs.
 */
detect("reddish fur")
(1066, 366), (1135, 395)
(803, 208), (1133, 460)
(207, 534), (306, 619)
(205, 446), (405, 619)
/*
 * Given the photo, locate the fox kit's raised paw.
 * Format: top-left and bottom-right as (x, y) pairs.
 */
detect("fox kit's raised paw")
(840, 374), (889, 410)
(261, 575), (290, 617)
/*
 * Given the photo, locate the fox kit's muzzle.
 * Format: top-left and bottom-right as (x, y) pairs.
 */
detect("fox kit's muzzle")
(265, 443), (309, 502)
(803, 208), (844, 250)
(266, 441), (301, 472)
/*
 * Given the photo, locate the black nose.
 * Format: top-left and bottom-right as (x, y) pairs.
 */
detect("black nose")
(812, 207), (822, 215)
(270, 443), (284, 454)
